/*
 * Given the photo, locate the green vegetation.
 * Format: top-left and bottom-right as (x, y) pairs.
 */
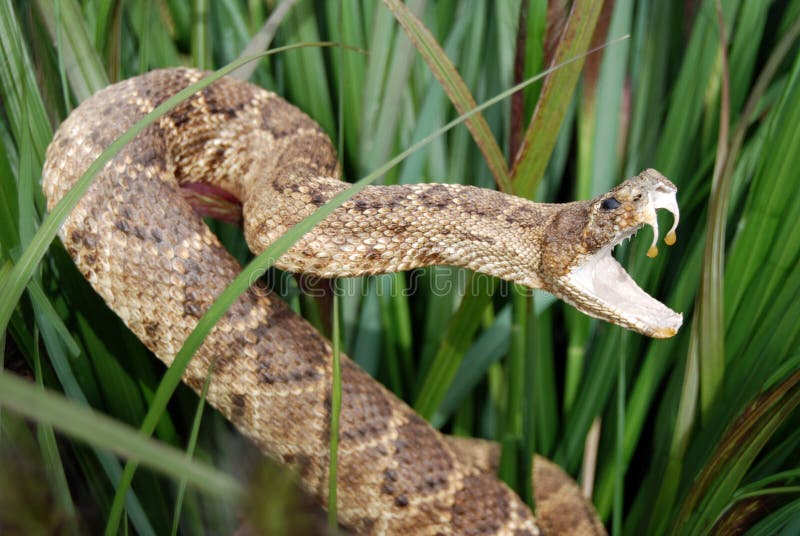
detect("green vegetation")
(1, 1), (799, 534)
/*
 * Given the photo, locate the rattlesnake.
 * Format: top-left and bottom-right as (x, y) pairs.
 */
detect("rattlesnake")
(42, 68), (681, 534)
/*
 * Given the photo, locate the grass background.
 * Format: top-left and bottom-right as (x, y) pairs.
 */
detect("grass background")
(1, 0), (800, 534)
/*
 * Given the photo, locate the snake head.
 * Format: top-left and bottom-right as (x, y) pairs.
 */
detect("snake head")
(541, 169), (682, 338)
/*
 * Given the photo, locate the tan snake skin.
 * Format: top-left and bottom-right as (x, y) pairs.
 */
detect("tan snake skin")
(43, 68), (681, 534)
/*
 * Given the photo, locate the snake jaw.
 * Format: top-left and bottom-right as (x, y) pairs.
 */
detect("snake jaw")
(562, 229), (683, 338)
(549, 169), (683, 338)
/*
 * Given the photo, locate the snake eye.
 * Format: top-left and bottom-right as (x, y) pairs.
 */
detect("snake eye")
(601, 197), (621, 210)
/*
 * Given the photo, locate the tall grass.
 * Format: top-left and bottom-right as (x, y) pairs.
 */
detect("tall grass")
(1, 1), (799, 534)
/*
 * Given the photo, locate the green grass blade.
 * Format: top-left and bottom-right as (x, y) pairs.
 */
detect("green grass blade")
(499, 285), (530, 499)
(725, 22), (800, 326)
(328, 290), (342, 528)
(613, 333), (626, 534)
(169, 365), (214, 536)
(430, 305), (511, 428)
(127, 0), (180, 71)
(32, 324), (79, 535)
(36, 0), (109, 102)
(530, 305), (557, 456)
(27, 279), (80, 357)
(230, 0), (298, 81)
(654, 0), (741, 178)
(0, 0), (53, 167)
(191, 0), (211, 70)
(414, 274), (497, 420)
(349, 280), (382, 375)
(384, 0), (511, 191)
(446, 1), (489, 183)
(588, 0), (633, 196)
(208, 0), (253, 68)
(280, 1), (334, 135)
(0, 370), (244, 500)
(325, 0), (366, 161)
(359, 0), (422, 183)
(358, 3), (397, 176)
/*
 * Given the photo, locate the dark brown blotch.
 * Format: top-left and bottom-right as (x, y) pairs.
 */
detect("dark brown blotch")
(202, 86), (245, 119)
(229, 393), (247, 420)
(260, 100), (320, 139)
(134, 144), (161, 168)
(310, 192), (327, 206)
(451, 473), (511, 534)
(460, 230), (495, 245)
(419, 185), (450, 210)
(170, 107), (192, 128)
(183, 301), (203, 318)
(69, 229), (84, 244)
(207, 146), (227, 169)
(143, 321), (160, 338)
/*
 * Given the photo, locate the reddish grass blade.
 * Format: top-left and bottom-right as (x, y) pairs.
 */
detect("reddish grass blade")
(511, 0), (604, 199)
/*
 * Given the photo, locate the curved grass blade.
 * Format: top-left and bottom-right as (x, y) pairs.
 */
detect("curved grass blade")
(0, 370), (243, 501)
(383, 0), (511, 191)
(695, 3), (731, 420)
(744, 499), (800, 536)
(671, 370), (800, 535)
(654, 1), (740, 180)
(279, 1), (335, 135)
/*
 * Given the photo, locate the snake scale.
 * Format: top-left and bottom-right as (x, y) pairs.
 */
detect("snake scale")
(42, 68), (681, 534)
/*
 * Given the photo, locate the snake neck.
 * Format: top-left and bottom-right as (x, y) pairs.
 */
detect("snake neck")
(243, 176), (559, 288)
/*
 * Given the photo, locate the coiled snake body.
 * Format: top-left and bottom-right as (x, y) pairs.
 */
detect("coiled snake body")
(43, 68), (681, 534)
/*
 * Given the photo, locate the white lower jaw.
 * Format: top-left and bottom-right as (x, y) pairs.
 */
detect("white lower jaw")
(564, 246), (683, 338)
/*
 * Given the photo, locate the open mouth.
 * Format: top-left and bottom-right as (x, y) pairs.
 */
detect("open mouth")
(564, 184), (683, 338)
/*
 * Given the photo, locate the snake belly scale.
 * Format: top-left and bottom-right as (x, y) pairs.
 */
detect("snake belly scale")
(43, 68), (681, 534)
